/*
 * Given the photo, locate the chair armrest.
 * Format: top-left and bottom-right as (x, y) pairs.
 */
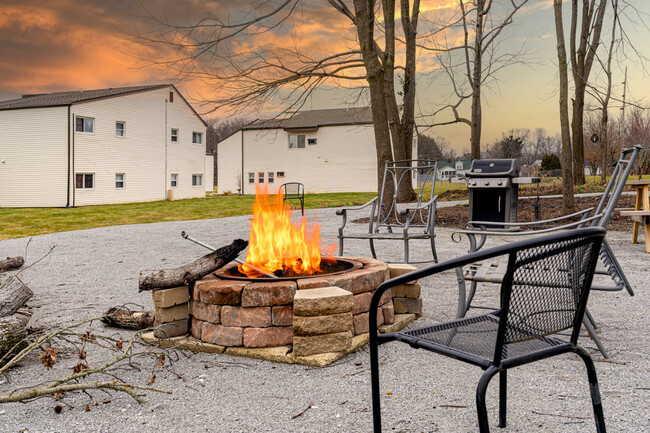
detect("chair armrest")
(335, 197), (378, 215)
(465, 207), (594, 229)
(398, 195), (438, 216)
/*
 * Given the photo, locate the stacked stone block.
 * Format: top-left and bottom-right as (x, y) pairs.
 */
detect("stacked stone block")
(388, 264), (423, 316)
(292, 287), (353, 357)
(190, 279), (295, 348)
(152, 286), (190, 338)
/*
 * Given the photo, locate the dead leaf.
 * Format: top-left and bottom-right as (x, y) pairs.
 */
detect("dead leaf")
(115, 337), (124, 350)
(149, 374), (156, 385)
(78, 349), (86, 360)
(156, 354), (165, 368)
(81, 331), (96, 343)
(85, 404), (91, 412)
(53, 392), (65, 401)
(39, 347), (58, 369)
(73, 362), (89, 374)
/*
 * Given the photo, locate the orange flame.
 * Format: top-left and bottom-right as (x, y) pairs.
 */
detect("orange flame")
(239, 185), (333, 278)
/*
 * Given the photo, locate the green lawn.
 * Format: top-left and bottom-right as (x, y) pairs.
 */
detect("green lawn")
(0, 183), (469, 240)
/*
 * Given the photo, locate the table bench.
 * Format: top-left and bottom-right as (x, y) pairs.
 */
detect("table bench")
(621, 179), (650, 253)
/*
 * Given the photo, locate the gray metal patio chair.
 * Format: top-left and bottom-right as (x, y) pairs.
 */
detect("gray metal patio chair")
(336, 160), (439, 263)
(452, 144), (643, 358)
(369, 227), (607, 433)
(280, 182), (304, 216)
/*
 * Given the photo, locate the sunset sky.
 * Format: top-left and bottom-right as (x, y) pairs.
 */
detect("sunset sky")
(1, 0), (648, 153)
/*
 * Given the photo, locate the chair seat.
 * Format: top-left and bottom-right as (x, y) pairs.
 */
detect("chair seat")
(393, 314), (567, 369)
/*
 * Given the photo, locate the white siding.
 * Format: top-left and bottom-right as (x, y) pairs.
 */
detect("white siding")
(204, 154), (214, 192)
(219, 125), (377, 194)
(217, 131), (243, 194)
(0, 106), (69, 207)
(72, 87), (207, 206)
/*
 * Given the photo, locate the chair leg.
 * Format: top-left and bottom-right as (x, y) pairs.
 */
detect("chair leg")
(582, 315), (609, 359)
(576, 347), (607, 433)
(369, 239), (378, 259)
(430, 235), (439, 263)
(499, 370), (507, 428)
(370, 334), (383, 432)
(602, 240), (634, 296)
(404, 238), (410, 263)
(585, 307), (599, 329)
(338, 234), (344, 256)
(464, 281), (479, 316)
(476, 366), (499, 433)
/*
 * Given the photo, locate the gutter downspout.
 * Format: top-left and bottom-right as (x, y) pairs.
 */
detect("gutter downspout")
(241, 130), (245, 195)
(66, 105), (71, 207)
(71, 109), (76, 207)
(165, 99), (168, 199)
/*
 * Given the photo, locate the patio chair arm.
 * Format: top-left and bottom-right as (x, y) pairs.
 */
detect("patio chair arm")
(452, 213), (604, 253)
(335, 197), (378, 216)
(398, 195), (439, 216)
(464, 207), (594, 230)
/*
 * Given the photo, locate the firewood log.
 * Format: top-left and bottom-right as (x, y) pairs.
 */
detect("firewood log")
(0, 276), (33, 318)
(0, 315), (28, 364)
(138, 238), (247, 292)
(0, 256), (24, 272)
(101, 307), (154, 330)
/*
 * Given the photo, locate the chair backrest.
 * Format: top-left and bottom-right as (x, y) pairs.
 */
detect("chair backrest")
(375, 159), (438, 231)
(592, 145), (643, 228)
(281, 182), (304, 199)
(493, 227), (605, 365)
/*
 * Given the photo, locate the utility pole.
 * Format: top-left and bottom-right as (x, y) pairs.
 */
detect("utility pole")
(619, 66), (627, 148)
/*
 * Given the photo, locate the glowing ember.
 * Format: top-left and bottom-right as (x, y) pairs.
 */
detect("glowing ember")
(239, 185), (335, 278)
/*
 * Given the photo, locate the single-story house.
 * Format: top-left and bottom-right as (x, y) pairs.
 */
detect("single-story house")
(0, 84), (212, 207)
(218, 107), (407, 194)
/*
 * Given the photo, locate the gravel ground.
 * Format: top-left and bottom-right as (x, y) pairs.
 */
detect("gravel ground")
(0, 208), (648, 433)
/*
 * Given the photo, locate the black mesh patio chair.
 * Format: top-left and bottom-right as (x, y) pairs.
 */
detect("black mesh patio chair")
(369, 227), (607, 433)
(280, 182), (304, 216)
(337, 160), (439, 263)
(452, 145), (643, 358)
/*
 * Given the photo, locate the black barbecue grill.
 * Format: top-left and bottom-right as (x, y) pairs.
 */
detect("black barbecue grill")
(467, 158), (521, 228)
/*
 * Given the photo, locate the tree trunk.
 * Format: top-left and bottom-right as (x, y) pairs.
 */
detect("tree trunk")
(554, 0), (575, 214)
(0, 276), (33, 318)
(0, 257), (24, 273)
(138, 238), (247, 291)
(571, 88), (586, 184)
(470, 0), (485, 161)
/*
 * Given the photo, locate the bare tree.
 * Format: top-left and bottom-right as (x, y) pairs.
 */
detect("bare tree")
(206, 117), (251, 184)
(417, 134), (456, 161)
(420, 0), (530, 160)
(129, 0), (424, 202)
(553, 0), (576, 214)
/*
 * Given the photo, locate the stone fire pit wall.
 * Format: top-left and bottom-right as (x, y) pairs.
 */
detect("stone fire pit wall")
(151, 258), (423, 360)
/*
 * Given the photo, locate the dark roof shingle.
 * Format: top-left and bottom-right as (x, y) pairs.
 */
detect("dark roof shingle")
(0, 84), (169, 110)
(243, 106), (373, 130)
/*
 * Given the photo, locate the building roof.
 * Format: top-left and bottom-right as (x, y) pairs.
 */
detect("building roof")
(243, 106), (374, 131)
(0, 84), (170, 110)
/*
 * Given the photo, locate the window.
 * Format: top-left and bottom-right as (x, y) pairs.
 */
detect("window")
(115, 173), (125, 189)
(170, 173), (178, 187)
(169, 91), (174, 103)
(248, 172), (255, 184)
(268, 172), (274, 183)
(288, 134), (305, 149)
(277, 171), (285, 178)
(308, 138), (317, 145)
(75, 117), (94, 133)
(116, 121), (125, 137)
(75, 173), (94, 189)
(171, 129), (178, 142)
(192, 132), (203, 144)
(258, 172), (265, 183)
(192, 174), (203, 186)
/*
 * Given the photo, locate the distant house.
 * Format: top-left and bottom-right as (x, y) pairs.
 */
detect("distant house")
(0, 84), (212, 207)
(436, 157), (471, 181)
(218, 107), (410, 194)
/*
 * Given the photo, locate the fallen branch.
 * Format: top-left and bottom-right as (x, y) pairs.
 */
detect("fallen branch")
(0, 257), (24, 273)
(138, 238), (248, 291)
(0, 276), (33, 317)
(291, 401), (313, 419)
(101, 307), (154, 330)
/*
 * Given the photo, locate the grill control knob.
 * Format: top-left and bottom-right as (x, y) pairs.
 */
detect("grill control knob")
(484, 181), (489, 186)
(470, 181), (476, 186)
(497, 180), (503, 186)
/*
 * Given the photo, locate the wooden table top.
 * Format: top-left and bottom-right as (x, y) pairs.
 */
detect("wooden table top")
(625, 179), (650, 186)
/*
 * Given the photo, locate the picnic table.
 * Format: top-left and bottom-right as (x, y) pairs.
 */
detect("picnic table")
(620, 179), (650, 252)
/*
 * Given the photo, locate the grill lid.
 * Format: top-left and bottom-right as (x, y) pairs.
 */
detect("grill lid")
(468, 158), (521, 177)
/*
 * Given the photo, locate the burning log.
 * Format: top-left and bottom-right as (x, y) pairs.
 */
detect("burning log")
(101, 307), (155, 330)
(138, 238), (248, 292)
(0, 256), (24, 273)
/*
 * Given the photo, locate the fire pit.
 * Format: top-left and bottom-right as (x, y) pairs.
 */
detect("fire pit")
(145, 186), (423, 366)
